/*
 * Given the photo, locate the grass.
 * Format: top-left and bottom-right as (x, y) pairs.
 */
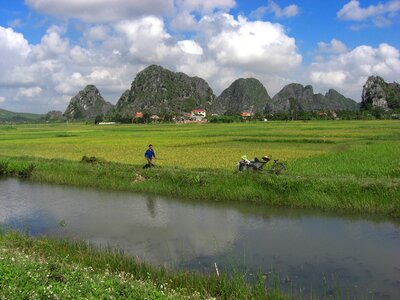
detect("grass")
(0, 231), (282, 299)
(0, 120), (399, 216)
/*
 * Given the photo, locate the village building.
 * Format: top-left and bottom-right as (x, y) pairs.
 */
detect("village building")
(190, 109), (207, 121)
(240, 112), (252, 119)
(150, 115), (160, 121)
(135, 112), (143, 118)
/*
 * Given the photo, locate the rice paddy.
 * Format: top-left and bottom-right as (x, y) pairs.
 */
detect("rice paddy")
(0, 120), (398, 173)
(0, 120), (399, 215)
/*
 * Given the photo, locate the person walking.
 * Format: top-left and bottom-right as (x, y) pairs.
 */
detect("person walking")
(144, 144), (156, 168)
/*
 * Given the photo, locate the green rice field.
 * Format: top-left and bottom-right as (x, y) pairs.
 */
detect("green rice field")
(1, 120), (399, 215)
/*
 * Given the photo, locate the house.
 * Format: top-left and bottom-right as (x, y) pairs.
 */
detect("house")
(135, 112), (143, 118)
(240, 112), (252, 118)
(190, 109), (207, 121)
(191, 109), (206, 117)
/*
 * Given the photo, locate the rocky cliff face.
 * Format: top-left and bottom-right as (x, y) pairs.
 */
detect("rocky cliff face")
(324, 89), (360, 111)
(64, 85), (113, 120)
(213, 78), (272, 114)
(361, 76), (400, 111)
(270, 84), (358, 112)
(45, 110), (64, 121)
(116, 65), (215, 115)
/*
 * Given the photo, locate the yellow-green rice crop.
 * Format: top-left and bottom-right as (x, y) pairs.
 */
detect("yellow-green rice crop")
(0, 120), (399, 178)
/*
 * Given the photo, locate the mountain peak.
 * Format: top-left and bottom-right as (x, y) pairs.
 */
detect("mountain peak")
(362, 76), (400, 111)
(64, 85), (113, 120)
(115, 65), (215, 115)
(213, 77), (271, 114)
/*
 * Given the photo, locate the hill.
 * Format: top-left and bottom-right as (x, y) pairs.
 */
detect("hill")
(270, 84), (358, 113)
(64, 85), (113, 120)
(0, 108), (44, 122)
(361, 76), (400, 111)
(115, 65), (215, 115)
(213, 78), (272, 114)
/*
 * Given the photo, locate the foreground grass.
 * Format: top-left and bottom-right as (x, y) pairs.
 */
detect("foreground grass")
(1, 155), (399, 216)
(0, 231), (281, 299)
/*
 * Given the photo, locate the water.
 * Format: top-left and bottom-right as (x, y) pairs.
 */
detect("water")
(1, 178), (399, 299)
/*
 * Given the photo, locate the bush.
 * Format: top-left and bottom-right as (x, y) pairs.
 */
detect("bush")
(0, 160), (9, 176)
(17, 163), (35, 179)
(81, 155), (103, 164)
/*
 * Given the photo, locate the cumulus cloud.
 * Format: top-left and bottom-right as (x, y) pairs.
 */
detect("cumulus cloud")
(0, 8), (306, 113)
(337, 0), (400, 27)
(175, 0), (236, 13)
(310, 43), (400, 100)
(17, 86), (43, 97)
(317, 39), (348, 54)
(0, 26), (31, 81)
(206, 15), (302, 73)
(170, 11), (198, 31)
(251, 0), (299, 19)
(177, 40), (203, 55)
(115, 16), (181, 64)
(30, 26), (69, 60)
(25, 0), (175, 22)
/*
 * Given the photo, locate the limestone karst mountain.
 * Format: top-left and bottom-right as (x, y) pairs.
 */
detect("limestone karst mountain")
(115, 65), (215, 116)
(213, 78), (272, 114)
(270, 83), (358, 113)
(361, 76), (400, 111)
(64, 85), (113, 120)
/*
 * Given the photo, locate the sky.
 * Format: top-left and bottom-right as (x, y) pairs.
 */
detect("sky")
(0, 0), (399, 113)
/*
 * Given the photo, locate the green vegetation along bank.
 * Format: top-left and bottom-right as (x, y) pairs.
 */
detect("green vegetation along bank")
(0, 231), (282, 299)
(0, 120), (399, 216)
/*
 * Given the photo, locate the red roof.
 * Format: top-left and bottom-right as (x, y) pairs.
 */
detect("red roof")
(241, 112), (251, 117)
(135, 112), (143, 118)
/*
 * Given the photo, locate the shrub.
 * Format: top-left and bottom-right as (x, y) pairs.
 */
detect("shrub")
(17, 163), (35, 179)
(0, 160), (9, 176)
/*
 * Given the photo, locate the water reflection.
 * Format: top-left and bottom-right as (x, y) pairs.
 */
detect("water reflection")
(1, 178), (399, 299)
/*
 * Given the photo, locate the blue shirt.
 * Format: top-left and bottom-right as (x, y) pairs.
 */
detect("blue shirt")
(145, 148), (155, 159)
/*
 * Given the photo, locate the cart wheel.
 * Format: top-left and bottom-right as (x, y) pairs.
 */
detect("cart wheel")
(272, 162), (286, 175)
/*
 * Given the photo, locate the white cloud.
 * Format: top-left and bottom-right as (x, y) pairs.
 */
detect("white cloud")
(0, 26), (31, 79)
(17, 86), (43, 97)
(337, 0), (400, 27)
(0, 96), (5, 103)
(177, 40), (203, 55)
(83, 25), (110, 41)
(310, 71), (347, 86)
(207, 15), (302, 73)
(31, 26), (69, 60)
(171, 11), (197, 31)
(310, 43), (400, 100)
(9, 19), (22, 28)
(25, 0), (175, 22)
(317, 39), (348, 54)
(115, 17), (180, 63)
(0, 10), (306, 113)
(251, 0), (299, 19)
(175, 0), (236, 13)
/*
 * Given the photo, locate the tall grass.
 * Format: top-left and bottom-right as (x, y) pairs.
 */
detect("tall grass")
(0, 231), (283, 299)
(1, 156), (399, 216)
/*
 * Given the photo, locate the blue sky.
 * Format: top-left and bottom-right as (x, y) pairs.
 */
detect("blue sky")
(0, 0), (399, 113)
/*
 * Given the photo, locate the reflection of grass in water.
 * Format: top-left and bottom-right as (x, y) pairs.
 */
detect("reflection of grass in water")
(0, 231), (285, 299)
